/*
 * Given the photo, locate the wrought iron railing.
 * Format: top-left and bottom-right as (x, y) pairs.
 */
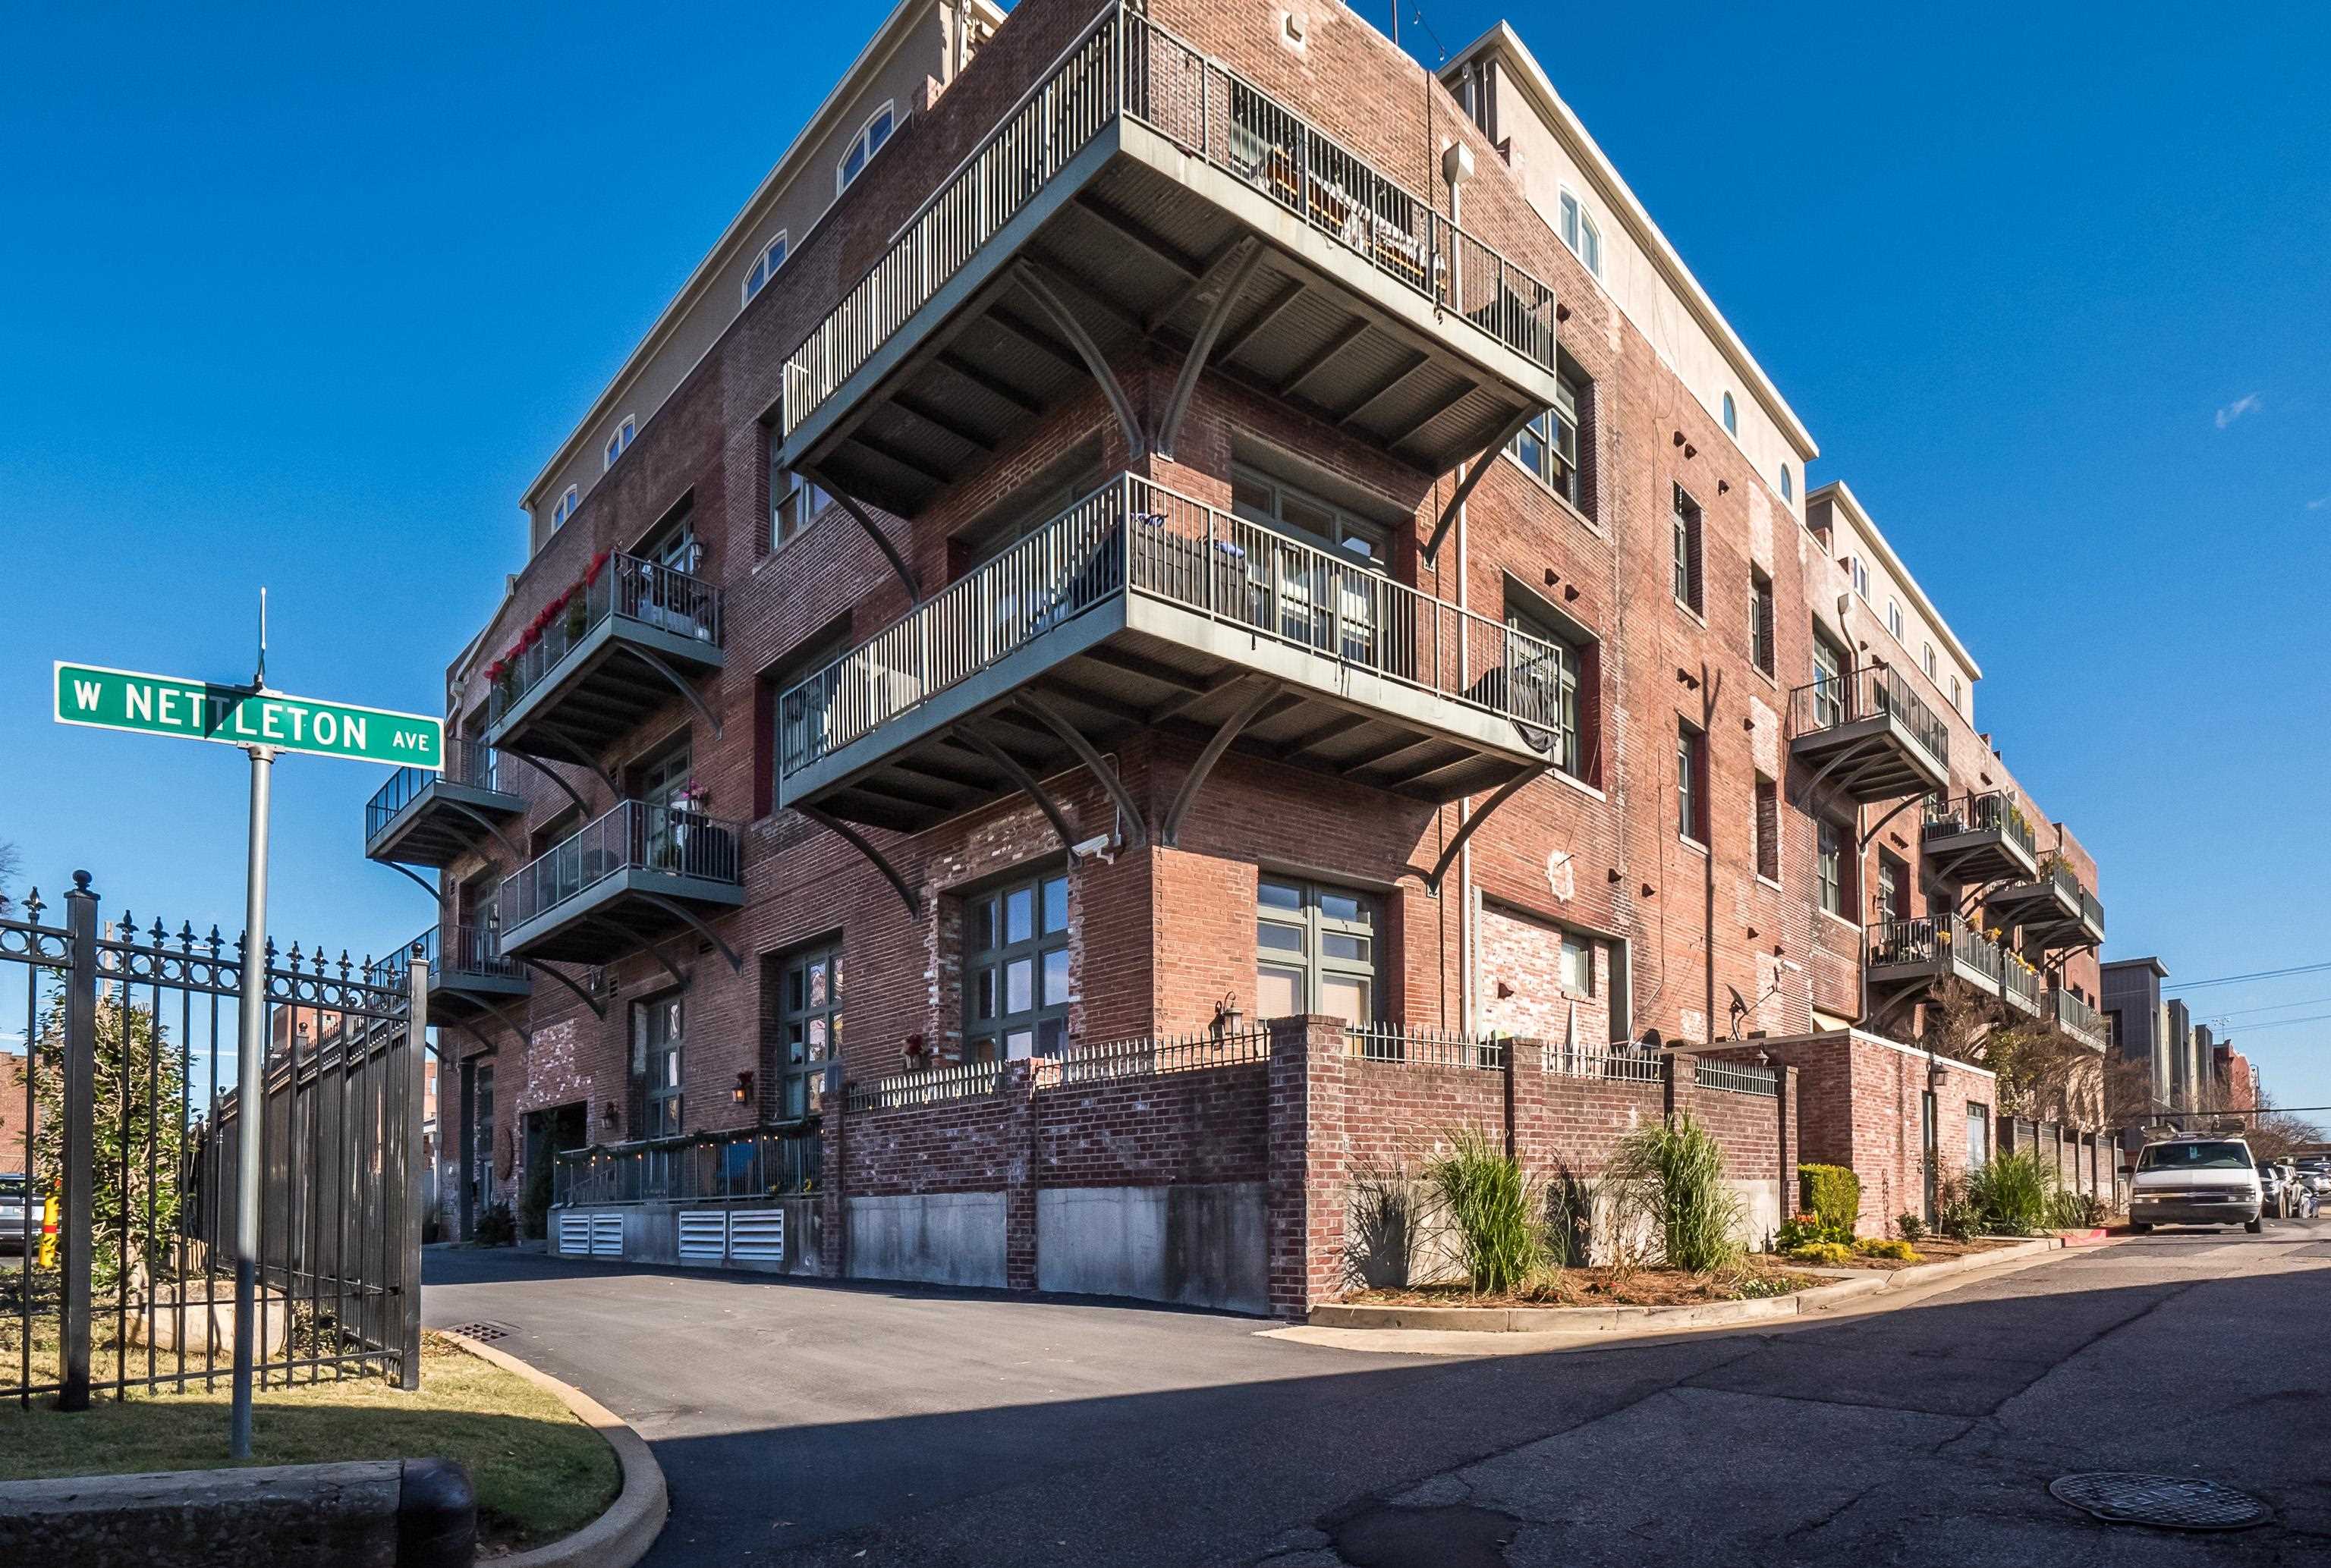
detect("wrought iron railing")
(2050, 986), (2106, 1048)
(1545, 1042), (1666, 1083)
(1346, 1023), (1505, 1070)
(498, 800), (744, 933)
(365, 924), (525, 991)
(1787, 664), (1949, 770)
(1049, 1027), (1272, 1086)
(552, 1125), (820, 1207)
(364, 737), (508, 846)
(1922, 789), (2035, 861)
(779, 2), (1556, 437)
(779, 473), (1571, 776)
(486, 551), (724, 727)
(1866, 912), (2002, 988)
(2001, 950), (2042, 1013)
(847, 1059), (1003, 1113)
(2081, 886), (2106, 937)
(1694, 1058), (1780, 1097)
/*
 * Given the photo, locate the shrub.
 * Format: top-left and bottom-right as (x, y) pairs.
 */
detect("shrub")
(1968, 1151), (2053, 1236)
(1934, 1180), (1979, 1242)
(1776, 1211), (1845, 1251)
(1542, 1154), (1603, 1269)
(2047, 1189), (2106, 1230)
(1615, 1114), (1744, 1273)
(473, 1202), (517, 1246)
(1344, 1157), (1428, 1290)
(1785, 1240), (1854, 1266)
(1798, 1164), (1861, 1239)
(1854, 1237), (1920, 1262)
(1427, 1127), (1546, 1294)
(1895, 1211), (1927, 1243)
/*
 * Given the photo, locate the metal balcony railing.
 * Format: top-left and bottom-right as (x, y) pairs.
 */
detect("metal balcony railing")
(2002, 950), (2042, 1012)
(365, 922), (526, 991)
(779, 474), (1571, 778)
(2050, 986), (2106, 1047)
(2081, 886), (2106, 936)
(1695, 1058), (1781, 1098)
(1867, 912), (2002, 988)
(364, 737), (508, 841)
(552, 1125), (821, 1207)
(779, 2), (1557, 438)
(486, 551), (724, 727)
(1788, 664), (1950, 768)
(1923, 789), (2036, 860)
(498, 800), (744, 932)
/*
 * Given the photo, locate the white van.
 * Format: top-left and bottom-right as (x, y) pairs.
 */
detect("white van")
(2129, 1136), (2263, 1233)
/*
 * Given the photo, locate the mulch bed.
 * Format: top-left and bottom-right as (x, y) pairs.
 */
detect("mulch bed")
(1781, 1236), (2021, 1272)
(1345, 1257), (1821, 1309)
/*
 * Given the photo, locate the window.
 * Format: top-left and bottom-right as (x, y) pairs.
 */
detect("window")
(1676, 720), (1706, 844)
(1749, 569), (1776, 677)
(1232, 466), (1392, 665)
(1721, 391), (1738, 435)
(471, 1063), (497, 1211)
(604, 416), (635, 471)
(837, 101), (896, 192)
(1780, 463), (1793, 503)
(964, 869), (1071, 1061)
(1559, 929), (1596, 996)
(1817, 817), (1848, 916)
(1671, 484), (1703, 611)
(743, 231), (789, 304)
(1967, 1102), (1990, 1170)
(1810, 630), (1848, 727)
(776, 942), (841, 1119)
(1557, 187), (1602, 277)
(1505, 601), (1587, 779)
(1949, 674), (1963, 714)
(634, 995), (684, 1139)
(643, 509), (700, 577)
(1848, 556), (1870, 600)
(551, 486), (579, 530)
(1887, 598), (1905, 642)
(1509, 363), (1589, 508)
(1754, 776), (1780, 881)
(1231, 467), (1388, 566)
(1876, 850), (1909, 924)
(770, 454), (831, 550)
(1923, 643), (1938, 680)
(1257, 879), (1380, 1025)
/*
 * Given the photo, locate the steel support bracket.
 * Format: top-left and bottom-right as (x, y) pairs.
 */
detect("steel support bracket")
(1155, 237), (1265, 458)
(819, 477), (925, 605)
(382, 861), (439, 901)
(1161, 680), (1281, 846)
(800, 806), (920, 918)
(953, 724), (1077, 850)
(495, 746), (593, 818)
(1420, 767), (1548, 894)
(442, 799), (524, 862)
(514, 957), (609, 1019)
(635, 892), (744, 974)
(1420, 406), (1543, 565)
(626, 645), (724, 742)
(1015, 260), (1145, 460)
(1016, 693), (1149, 847)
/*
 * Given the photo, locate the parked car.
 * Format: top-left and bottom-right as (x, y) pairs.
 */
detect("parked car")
(2257, 1161), (2291, 1217)
(2294, 1161), (2331, 1201)
(2129, 1136), (2263, 1233)
(0, 1174), (28, 1253)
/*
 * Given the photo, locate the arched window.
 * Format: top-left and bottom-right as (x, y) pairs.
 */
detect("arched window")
(551, 487), (579, 529)
(1721, 391), (1738, 435)
(743, 231), (789, 304)
(838, 102), (896, 193)
(1779, 463), (1793, 502)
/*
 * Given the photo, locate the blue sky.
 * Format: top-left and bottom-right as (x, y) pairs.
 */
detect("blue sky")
(2, 2), (2326, 1107)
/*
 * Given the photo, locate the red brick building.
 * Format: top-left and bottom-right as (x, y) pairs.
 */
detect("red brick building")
(0, 1051), (26, 1177)
(369, 1), (2108, 1304)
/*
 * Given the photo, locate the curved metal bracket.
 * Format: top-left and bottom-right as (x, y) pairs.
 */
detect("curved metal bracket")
(626, 646), (723, 742)
(1420, 406), (1542, 565)
(635, 893), (744, 974)
(496, 747), (593, 819)
(1015, 693), (1148, 847)
(523, 726), (619, 796)
(1156, 237), (1264, 458)
(954, 724), (1077, 850)
(465, 991), (533, 1049)
(382, 861), (439, 900)
(800, 806), (920, 918)
(1420, 767), (1548, 894)
(443, 799), (524, 862)
(818, 478), (923, 605)
(1858, 790), (1933, 852)
(1162, 680), (1280, 846)
(515, 957), (608, 1020)
(1015, 260), (1145, 460)
(581, 915), (690, 990)
(450, 1017), (501, 1055)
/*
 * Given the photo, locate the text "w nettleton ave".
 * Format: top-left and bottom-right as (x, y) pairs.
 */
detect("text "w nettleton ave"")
(52, 661), (443, 769)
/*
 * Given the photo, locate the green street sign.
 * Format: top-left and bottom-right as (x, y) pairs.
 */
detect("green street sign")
(54, 661), (443, 769)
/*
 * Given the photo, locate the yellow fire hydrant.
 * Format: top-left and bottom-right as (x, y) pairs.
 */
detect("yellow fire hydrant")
(36, 1189), (58, 1269)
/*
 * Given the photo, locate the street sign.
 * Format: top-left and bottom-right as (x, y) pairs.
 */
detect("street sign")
(53, 661), (443, 770)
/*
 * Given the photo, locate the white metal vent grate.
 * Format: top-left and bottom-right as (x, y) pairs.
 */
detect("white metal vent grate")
(728, 1210), (786, 1262)
(678, 1211), (729, 1265)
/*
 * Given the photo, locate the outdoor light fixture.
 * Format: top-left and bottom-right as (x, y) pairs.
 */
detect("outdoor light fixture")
(733, 1071), (753, 1105)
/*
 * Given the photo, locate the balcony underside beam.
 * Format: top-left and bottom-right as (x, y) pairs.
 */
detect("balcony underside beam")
(1420, 405), (1544, 565)
(1420, 765), (1549, 895)
(515, 957), (607, 1020)
(820, 479), (924, 605)
(497, 747), (593, 819)
(1013, 261), (1144, 460)
(1015, 691), (1150, 847)
(799, 804), (920, 918)
(1162, 678), (1282, 847)
(636, 892), (744, 974)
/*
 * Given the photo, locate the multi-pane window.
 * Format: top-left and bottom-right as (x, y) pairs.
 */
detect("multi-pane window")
(1676, 721), (1706, 844)
(1923, 643), (1938, 680)
(1949, 674), (1964, 715)
(1509, 366), (1586, 507)
(1966, 1102), (1990, 1170)
(837, 101), (896, 192)
(777, 943), (841, 1120)
(472, 1063), (497, 1211)
(1749, 570), (1776, 677)
(634, 996), (683, 1138)
(1848, 556), (1870, 600)
(1876, 852), (1909, 923)
(1671, 484), (1703, 612)
(1811, 630), (1848, 727)
(1780, 463), (1794, 503)
(964, 869), (1071, 1061)
(1257, 879), (1379, 1026)
(604, 416), (635, 471)
(743, 231), (789, 304)
(1558, 188), (1602, 276)
(1817, 817), (1848, 915)
(770, 454), (831, 550)
(1231, 467), (1391, 664)
(1505, 602), (1584, 779)
(1887, 598), (1905, 641)
(1754, 776), (1780, 881)
(551, 487), (579, 530)
(1559, 930), (1596, 996)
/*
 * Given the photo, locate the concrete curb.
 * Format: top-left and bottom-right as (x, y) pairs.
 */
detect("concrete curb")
(1306, 1236), (2075, 1333)
(444, 1335), (667, 1568)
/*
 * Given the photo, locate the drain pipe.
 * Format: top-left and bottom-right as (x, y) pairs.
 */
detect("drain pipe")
(1443, 140), (1478, 1038)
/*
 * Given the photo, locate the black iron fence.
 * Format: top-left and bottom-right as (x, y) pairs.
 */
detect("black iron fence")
(552, 1125), (821, 1207)
(2, 872), (424, 1410)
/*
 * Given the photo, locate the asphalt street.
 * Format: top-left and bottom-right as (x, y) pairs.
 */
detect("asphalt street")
(423, 1220), (2331, 1566)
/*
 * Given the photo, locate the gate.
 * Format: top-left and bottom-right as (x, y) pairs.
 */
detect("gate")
(3, 871), (426, 1409)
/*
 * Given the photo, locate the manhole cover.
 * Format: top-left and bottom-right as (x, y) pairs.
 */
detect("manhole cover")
(2049, 1473), (2270, 1531)
(442, 1321), (511, 1344)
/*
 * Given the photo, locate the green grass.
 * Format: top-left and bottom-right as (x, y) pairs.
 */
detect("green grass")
(0, 1334), (619, 1553)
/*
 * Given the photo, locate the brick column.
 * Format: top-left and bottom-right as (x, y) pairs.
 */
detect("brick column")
(1664, 1051), (1699, 1123)
(1776, 1064), (1799, 1191)
(1266, 1014), (1345, 1319)
(1002, 1060), (1039, 1293)
(1506, 1037), (1546, 1165)
(819, 1066), (848, 1278)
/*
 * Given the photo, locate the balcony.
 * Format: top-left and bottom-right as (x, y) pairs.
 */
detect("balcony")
(2000, 949), (2043, 1019)
(496, 801), (744, 966)
(2049, 986), (2108, 1051)
(1986, 859), (2095, 951)
(1920, 790), (2037, 887)
(484, 551), (724, 763)
(776, 474), (1562, 832)
(1866, 913), (2002, 1001)
(362, 738), (526, 868)
(1787, 665), (1949, 803)
(774, 3), (1562, 517)
(367, 923), (530, 1020)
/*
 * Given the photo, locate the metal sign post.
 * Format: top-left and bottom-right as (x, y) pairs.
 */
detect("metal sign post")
(52, 598), (443, 1459)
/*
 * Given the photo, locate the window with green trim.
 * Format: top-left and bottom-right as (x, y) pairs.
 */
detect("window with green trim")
(777, 941), (841, 1120)
(1257, 878), (1380, 1026)
(964, 869), (1071, 1061)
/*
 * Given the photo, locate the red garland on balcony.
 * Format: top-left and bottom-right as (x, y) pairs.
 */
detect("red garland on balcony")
(484, 551), (612, 686)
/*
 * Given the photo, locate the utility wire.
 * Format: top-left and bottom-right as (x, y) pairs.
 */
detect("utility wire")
(2171, 959), (2331, 991)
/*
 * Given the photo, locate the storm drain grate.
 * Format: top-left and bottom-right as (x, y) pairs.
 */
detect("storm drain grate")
(2049, 1473), (2270, 1531)
(442, 1322), (511, 1344)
